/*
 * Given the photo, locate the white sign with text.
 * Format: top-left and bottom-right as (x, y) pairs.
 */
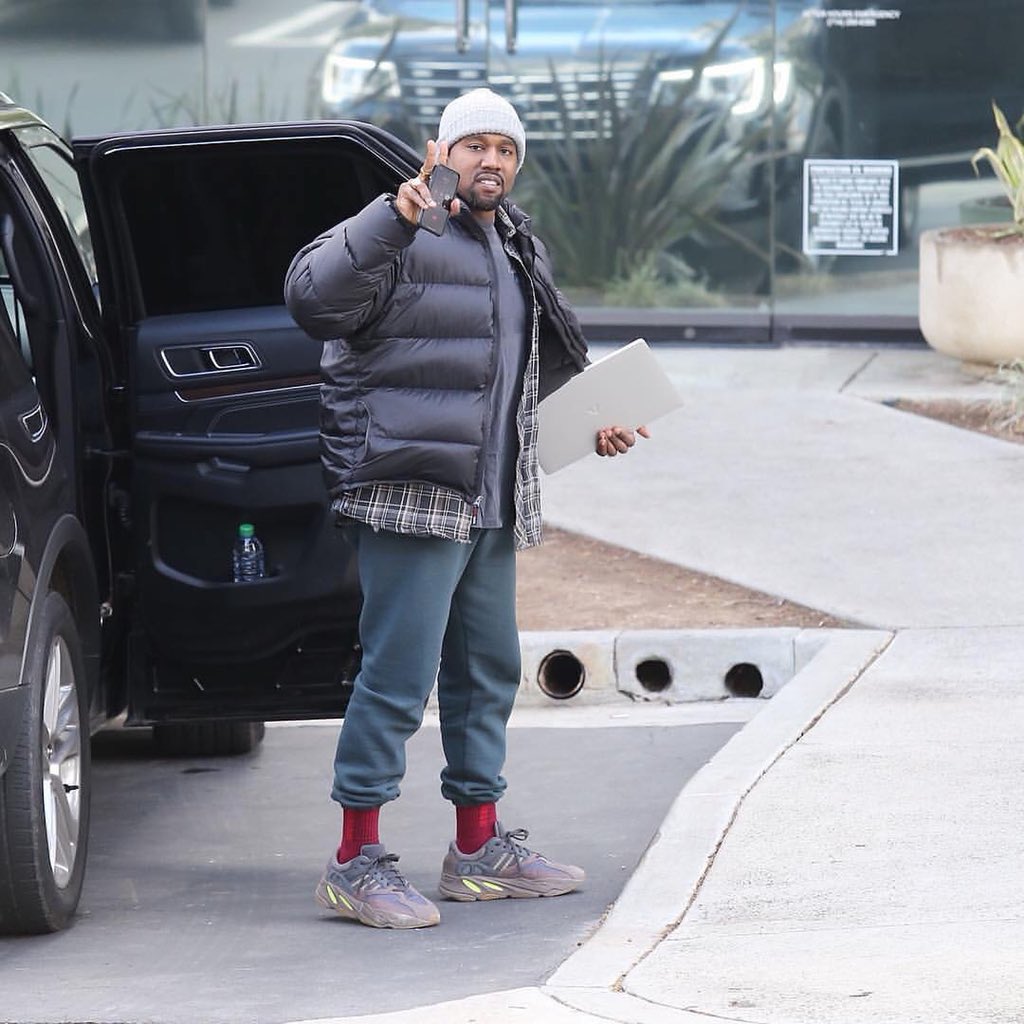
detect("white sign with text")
(803, 159), (900, 257)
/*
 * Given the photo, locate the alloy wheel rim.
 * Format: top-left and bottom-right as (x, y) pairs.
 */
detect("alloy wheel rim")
(40, 635), (81, 890)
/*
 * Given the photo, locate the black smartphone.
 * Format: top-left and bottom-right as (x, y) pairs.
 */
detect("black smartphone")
(418, 163), (461, 236)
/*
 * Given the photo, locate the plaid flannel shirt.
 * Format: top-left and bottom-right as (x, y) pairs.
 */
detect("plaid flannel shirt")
(334, 208), (543, 550)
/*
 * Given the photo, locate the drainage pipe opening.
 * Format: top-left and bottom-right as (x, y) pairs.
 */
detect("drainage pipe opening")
(724, 662), (764, 698)
(635, 658), (672, 693)
(537, 650), (586, 700)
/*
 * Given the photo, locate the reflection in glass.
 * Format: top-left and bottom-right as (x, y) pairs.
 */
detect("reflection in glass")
(4, 0), (1023, 338)
(311, 0), (775, 320)
(773, 0), (1024, 325)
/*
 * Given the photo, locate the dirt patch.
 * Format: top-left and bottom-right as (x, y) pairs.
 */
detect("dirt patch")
(516, 526), (849, 631)
(894, 398), (1024, 445)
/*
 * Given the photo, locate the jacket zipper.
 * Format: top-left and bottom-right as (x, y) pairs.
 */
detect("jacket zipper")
(469, 220), (504, 514)
(502, 222), (539, 539)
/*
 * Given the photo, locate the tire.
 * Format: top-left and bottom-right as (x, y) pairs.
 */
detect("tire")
(163, 0), (204, 41)
(152, 720), (265, 757)
(0, 592), (90, 935)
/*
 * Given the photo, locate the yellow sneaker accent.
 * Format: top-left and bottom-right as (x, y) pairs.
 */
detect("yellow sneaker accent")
(317, 848), (441, 928)
(439, 825), (586, 902)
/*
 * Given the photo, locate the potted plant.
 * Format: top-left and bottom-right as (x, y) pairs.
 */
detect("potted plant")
(919, 102), (1024, 365)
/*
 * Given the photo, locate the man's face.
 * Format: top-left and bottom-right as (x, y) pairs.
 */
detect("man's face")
(447, 133), (519, 216)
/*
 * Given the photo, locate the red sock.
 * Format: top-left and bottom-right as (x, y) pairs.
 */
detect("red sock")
(456, 803), (497, 855)
(337, 807), (381, 864)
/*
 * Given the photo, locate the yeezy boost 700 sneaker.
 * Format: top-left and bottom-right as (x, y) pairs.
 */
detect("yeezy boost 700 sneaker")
(316, 843), (441, 928)
(439, 823), (585, 901)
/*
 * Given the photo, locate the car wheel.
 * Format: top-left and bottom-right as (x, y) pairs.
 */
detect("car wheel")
(0, 592), (90, 935)
(163, 0), (204, 41)
(152, 721), (265, 757)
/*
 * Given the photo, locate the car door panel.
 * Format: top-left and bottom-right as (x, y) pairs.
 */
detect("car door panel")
(73, 123), (420, 723)
(131, 307), (321, 432)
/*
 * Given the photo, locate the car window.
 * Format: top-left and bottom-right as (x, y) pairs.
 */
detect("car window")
(0, 278), (30, 382)
(112, 142), (396, 316)
(15, 127), (98, 294)
(0, 165), (80, 452)
(0, 168), (61, 389)
(0, 248), (32, 373)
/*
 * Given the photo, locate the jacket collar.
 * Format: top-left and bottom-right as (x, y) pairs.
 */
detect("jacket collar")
(453, 201), (530, 241)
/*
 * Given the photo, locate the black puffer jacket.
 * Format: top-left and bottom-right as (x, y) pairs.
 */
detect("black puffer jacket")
(284, 194), (588, 501)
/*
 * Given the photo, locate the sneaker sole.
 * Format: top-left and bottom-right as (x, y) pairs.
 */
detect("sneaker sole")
(438, 872), (583, 901)
(315, 880), (440, 929)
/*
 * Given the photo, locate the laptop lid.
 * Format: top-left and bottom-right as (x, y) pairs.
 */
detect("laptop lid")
(537, 338), (681, 474)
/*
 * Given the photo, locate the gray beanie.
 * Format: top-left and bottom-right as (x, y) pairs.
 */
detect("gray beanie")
(437, 88), (526, 170)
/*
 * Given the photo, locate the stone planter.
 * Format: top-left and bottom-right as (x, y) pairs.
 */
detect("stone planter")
(919, 225), (1024, 365)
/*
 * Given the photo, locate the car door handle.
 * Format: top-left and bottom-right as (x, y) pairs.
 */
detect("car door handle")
(160, 343), (261, 377)
(205, 345), (259, 371)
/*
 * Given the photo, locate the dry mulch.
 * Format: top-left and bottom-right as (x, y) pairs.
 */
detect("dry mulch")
(893, 398), (1024, 445)
(516, 526), (848, 632)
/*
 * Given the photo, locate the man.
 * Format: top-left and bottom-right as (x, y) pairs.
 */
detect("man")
(285, 88), (646, 929)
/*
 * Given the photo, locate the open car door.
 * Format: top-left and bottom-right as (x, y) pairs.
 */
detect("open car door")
(73, 122), (420, 726)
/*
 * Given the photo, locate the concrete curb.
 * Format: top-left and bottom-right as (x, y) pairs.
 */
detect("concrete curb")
(512, 627), (845, 707)
(548, 628), (892, 996)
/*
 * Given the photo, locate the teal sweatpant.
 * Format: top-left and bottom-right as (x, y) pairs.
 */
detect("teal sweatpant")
(331, 524), (521, 809)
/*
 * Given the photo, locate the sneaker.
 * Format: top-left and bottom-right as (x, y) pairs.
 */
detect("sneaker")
(315, 843), (440, 929)
(439, 823), (585, 901)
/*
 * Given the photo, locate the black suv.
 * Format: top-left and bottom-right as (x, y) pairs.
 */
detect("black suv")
(0, 96), (422, 934)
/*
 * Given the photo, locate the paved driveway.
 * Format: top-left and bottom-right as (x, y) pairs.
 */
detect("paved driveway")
(0, 712), (741, 1023)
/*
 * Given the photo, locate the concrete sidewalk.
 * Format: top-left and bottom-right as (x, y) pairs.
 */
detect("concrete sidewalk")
(293, 345), (1024, 1024)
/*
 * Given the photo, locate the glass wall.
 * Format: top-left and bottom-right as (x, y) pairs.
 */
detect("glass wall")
(772, 0), (1024, 341)
(312, 0), (778, 342)
(3, 0), (1019, 343)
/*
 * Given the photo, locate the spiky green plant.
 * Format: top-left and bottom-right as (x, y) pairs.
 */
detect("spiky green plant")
(512, 19), (771, 295)
(971, 102), (1024, 231)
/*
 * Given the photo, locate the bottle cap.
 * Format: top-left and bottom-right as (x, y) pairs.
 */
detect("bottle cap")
(238, 523), (255, 538)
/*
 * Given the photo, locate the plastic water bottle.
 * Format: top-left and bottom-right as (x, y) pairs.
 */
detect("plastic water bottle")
(232, 522), (265, 582)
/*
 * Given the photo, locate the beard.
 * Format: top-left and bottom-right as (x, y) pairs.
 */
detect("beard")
(461, 183), (506, 212)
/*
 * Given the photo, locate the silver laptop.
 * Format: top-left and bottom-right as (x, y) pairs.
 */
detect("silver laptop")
(537, 338), (682, 473)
